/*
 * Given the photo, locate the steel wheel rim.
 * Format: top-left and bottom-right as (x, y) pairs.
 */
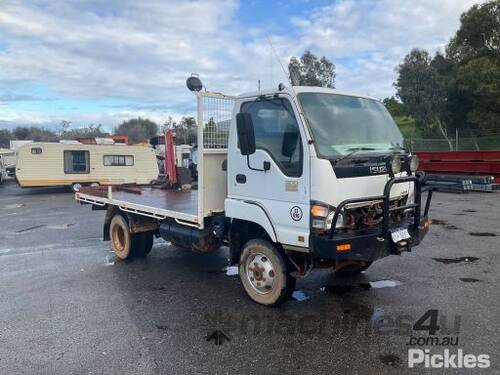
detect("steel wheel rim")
(245, 252), (276, 295)
(112, 225), (126, 254)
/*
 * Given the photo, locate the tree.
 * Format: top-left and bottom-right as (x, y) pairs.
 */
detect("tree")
(0, 129), (11, 148)
(382, 97), (408, 117)
(288, 50), (336, 88)
(447, 1), (500, 64)
(395, 49), (454, 150)
(12, 126), (58, 142)
(115, 117), (159, 144)
(62, 124), (108, 139)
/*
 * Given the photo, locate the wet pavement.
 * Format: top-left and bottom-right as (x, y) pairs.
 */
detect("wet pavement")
(0, 179), (499, 374)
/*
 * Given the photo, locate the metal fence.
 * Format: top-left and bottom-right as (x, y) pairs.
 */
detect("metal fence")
(407, 133), (500, 152)
(196, 92), (235, 150)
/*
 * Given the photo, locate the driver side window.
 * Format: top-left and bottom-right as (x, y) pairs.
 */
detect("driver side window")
(241, 98), (303, 177)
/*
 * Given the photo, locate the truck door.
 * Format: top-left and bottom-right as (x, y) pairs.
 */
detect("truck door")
(229, 96), (310, 247)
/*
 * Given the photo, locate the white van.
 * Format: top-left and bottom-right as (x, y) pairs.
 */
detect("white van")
(16, 142), (159, 191)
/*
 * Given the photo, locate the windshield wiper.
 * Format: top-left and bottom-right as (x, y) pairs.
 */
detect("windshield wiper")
(333, 147), (376, 165)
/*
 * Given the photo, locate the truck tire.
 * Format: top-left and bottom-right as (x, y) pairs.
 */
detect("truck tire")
(239, 239), (296, 307)
(336, 261), (372, 274)
(109, 214), (142, 260)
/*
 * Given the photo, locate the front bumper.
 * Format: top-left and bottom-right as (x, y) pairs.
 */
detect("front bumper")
(310, 174), (433, 262)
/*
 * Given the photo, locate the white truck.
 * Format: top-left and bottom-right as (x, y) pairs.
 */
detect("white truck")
(76, 77), (433, 306)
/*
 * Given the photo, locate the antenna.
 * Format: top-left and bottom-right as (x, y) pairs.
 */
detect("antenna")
(266, 36), (291, 85)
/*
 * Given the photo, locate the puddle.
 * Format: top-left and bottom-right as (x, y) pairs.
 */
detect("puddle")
(469, 232), (496, 237)
(47, 223), (75, 230)
(342, 302), (374, 320)
(460, 278), (482, 283)
(3, 203), (25, 210)
(432, 256), (479, 264)
(323, 285), (354, 295)
(431, 219), (461, 230)
(324, 279), (401, 294)
(291, 290), (309, 302)
(379, 353), (401, 366)
(16, 224), (46, 233)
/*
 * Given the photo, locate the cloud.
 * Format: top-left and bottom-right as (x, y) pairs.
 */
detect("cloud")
(0, 0), (487, 128)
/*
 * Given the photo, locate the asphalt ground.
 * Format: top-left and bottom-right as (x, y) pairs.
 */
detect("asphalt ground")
(0, 178), (499, 374)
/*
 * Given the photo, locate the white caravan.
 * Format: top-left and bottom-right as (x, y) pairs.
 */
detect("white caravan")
(16, 142), (159, 190)
(76, 78), (433, 306)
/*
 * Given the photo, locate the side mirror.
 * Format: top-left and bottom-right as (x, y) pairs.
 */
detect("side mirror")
(282, 127), (299, 158)
(236, 113), (256, 156)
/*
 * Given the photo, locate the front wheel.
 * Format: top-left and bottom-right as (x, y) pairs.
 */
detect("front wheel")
(239, 239), (296, 307)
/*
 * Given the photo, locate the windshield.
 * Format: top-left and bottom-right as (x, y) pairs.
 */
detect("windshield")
(298, 93), (404, 158)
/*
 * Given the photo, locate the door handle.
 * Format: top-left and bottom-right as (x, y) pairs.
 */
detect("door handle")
(236, 174), (246, 184)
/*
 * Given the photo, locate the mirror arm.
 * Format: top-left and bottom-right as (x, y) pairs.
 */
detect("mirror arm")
(246, 155), (269, 172)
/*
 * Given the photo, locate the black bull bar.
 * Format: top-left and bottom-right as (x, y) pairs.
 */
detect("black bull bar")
(328, 174), (433, 239)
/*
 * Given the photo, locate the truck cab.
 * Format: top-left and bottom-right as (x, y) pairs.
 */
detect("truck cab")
(76, 81), (432, 307)
(225, 86), (431, 304)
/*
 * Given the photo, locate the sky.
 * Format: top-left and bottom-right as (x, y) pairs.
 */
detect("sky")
(0, 0), (486, 132)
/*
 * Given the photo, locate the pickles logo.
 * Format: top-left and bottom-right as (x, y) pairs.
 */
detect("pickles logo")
(290, 206), (303, 221)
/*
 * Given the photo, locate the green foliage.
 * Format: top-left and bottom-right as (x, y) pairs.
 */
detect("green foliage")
(12, 126), (59, 142)
(62, 124), (108, 139)
(382, 96), (408, 117)
(163, 116), (197, 145)
(393, 0), (500, 150)
(447, 0), (500, 63)
(288, 50), (336, 88)
(0, 129), (11, 148)
(115, 117), (159, 144)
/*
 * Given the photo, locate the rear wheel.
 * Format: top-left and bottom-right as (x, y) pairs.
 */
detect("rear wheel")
(109, 214), (144, 260)
(239, 239), (296, 307)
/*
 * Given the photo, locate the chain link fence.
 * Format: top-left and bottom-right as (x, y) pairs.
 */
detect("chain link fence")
(407, 132), (500, 152)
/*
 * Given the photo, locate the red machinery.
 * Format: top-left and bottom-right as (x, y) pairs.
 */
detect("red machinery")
(164, 129), (177, 186)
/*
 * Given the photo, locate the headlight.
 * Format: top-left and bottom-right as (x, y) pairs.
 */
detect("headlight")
(389, 155), (401, 174)
(311, 203), (345, 231)
(409, 154), (419, 172)
(326, 211), (345, 229)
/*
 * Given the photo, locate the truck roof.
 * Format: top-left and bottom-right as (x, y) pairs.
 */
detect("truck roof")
(237, 86), (378, 101)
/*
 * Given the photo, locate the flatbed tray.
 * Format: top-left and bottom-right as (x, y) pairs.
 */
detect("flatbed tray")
(76, 185), (198, 224)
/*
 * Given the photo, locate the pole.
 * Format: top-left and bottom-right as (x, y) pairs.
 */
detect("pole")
(455, 128), (459, 151)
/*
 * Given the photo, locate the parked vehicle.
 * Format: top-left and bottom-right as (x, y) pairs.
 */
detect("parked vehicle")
(16, 142), (159, 191)
(76, 78), (433, 306)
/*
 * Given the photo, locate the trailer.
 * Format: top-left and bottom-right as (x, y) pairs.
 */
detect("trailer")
(76, 77), (433, 306)
(16, 142), (159, 191)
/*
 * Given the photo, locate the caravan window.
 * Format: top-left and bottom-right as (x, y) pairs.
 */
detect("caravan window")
(31, 148), (42, 155)
(103, 155), (134, 166)
(64, 151), (90, 174)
